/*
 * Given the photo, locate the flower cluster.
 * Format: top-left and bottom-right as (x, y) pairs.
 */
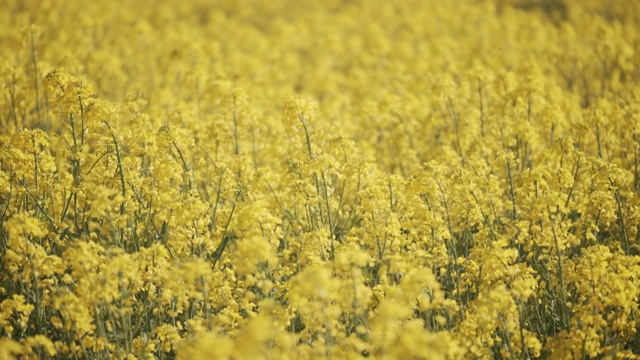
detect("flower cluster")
(2, 0), (640, 359)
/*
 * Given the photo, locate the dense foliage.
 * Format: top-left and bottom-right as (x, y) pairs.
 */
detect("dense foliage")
(1, 0), (640, 358)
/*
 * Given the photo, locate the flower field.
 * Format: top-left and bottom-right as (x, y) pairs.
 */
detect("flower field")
(1, 0), (640, 358)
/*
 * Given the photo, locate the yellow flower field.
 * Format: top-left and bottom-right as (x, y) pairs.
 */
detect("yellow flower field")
(1, 0), (640, 358)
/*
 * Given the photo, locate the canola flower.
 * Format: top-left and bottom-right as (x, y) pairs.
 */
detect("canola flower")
(1, 0), (640, 359)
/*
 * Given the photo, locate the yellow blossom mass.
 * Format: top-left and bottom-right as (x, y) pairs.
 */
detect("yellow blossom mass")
(1, 0), (640, 359)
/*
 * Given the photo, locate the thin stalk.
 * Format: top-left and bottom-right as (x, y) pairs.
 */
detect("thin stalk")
(28, 254), (44, 334)
(634, 143), (639, 193)
(251, 125), (258, 170)
(208, 172), (225, 233)
(470, 191), (498, 241)
(610, 177), (630, 255)
(8, 73), (19, 126)
(60, 191), (73, 224)
(506, 159), (518, 220)
(1, 180), (13, 221)
(388, 178), (394, 212)
(104, 121), (126, 245)
(435, 177), (464, 319)
(85, 149), (110, 176)
(321, 173), (335, 259)
(561, 157), (581, 223)
(78, 96), (86, 146)
(211, 202), (236, 268)
(478, 79), (485, 137)
(233, 94), (240, 156)
(518, 304), (529, 359)
(547, 206), (569, 331)
(172, 141), (192, 191)
(153, 220), (174, 260)
(265, 180), (284, 214)
(595, 123), (603, 159)
(30, 28), (42, 127)
(371, 212), (384, 259)
(31, 136), (39, 191)
(298, 114), (313, 159)
(446, 97), (463, 162)
(19, 181), (55, 226)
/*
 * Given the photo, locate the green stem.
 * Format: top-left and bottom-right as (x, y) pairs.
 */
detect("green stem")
(298, 114), (313, 159)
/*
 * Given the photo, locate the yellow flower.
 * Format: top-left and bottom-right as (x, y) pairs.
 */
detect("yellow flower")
(0, 337), (22, 359)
